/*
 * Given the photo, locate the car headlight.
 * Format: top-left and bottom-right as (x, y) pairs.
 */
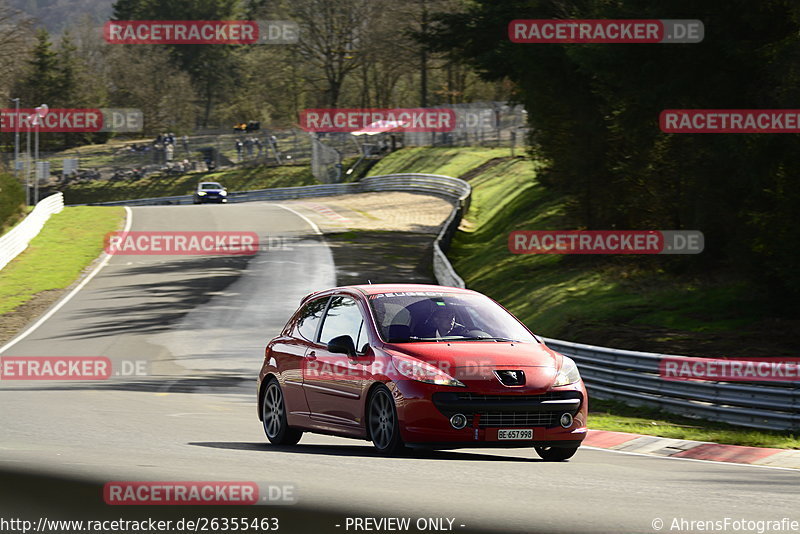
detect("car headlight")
(391, 354), (465, 387)
(553, 356), (581, 386)
(219, 190), (227, 196)
(197, 191), (207, 196)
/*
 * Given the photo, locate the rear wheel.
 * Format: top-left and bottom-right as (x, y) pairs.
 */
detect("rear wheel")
(367, 386), (404, 455)
(262, 379), (302, 446)
(535, 446), (579, 462)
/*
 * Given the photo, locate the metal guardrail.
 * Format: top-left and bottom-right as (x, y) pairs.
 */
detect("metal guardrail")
(427, 179), (470, 289)
(542, 337), (800, 431)
(0, 193), (64, 271)
(78, 172), (798, 431)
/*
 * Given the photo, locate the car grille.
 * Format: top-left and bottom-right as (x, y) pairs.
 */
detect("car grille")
(477, 412), (557, 428)
(431, 390), (583, 428)
(456, 392), (567, 402)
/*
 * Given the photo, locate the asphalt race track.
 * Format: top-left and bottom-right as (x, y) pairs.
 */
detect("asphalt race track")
(1, 202), (798, 534)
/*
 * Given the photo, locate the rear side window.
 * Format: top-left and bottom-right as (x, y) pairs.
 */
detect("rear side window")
(295, 297), (329, 342)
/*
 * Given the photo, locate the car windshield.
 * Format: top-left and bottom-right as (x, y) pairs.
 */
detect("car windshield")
(200, 183), (223, 190)
(368, 291), (537, 343)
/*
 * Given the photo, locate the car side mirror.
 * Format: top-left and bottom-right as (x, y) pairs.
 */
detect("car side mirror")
(327, 335), (356, 356)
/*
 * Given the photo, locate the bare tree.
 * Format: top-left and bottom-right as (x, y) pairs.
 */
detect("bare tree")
(291, 0), (379, 108)
(0, 0), (33, 102)
(105, 46), (198, 134)
(352, 1), (416, 108)
(394, 0), (467, 107)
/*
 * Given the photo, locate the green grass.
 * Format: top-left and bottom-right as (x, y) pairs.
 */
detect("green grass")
(589, 399), (800, 449)
(367, 147), (513, 178)
(55, 140), (155, 170)
(0, 206), (125, 315)
(365, 148), (778, 353)
(448, 161), (773, 346)
(60, 164), (319, 205)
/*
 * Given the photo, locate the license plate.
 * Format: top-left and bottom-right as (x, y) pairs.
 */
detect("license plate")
(497, 429), (533, 440)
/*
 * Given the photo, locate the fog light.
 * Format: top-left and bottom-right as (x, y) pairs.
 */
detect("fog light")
(450, 413), (468, 429)
(559, 413), (573, 428)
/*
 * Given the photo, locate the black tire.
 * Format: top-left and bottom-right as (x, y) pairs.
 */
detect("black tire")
(367, 386), (404, 455)
(535, 446), (579, 462)
(261, 379), (302, 446)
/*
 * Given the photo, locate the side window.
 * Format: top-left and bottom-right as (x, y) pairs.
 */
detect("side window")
(319, 296), (364, 347)
(295, 297), (329, 342)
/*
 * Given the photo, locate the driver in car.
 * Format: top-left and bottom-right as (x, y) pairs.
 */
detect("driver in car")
(419, 306), (469, 339)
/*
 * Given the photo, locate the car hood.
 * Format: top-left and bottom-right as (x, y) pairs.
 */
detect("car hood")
(385, 341), (564, 391)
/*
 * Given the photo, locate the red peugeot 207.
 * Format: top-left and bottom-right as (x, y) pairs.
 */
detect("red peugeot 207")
(257, 284), (588, 460)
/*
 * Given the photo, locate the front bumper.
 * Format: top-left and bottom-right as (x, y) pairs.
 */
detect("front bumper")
(197, 196), (227, 203)
(391, 379), (588, 447)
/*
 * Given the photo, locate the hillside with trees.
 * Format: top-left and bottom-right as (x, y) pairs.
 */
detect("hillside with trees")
(427, 0), (800, 308)
(1, 0), (509, 141)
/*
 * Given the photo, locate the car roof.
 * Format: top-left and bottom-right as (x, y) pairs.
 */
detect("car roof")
(300, 283), (477, 304)
(199, 182), (223, 187)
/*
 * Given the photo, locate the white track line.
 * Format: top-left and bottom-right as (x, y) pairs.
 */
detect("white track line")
(582, 445), (800, 472)
(0, 206), (133, 354)
(274, 204), (323, 235)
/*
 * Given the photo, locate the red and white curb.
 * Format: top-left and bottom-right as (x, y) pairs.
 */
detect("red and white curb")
(584, 429), (800, 469)
(298, 202), (352, 224)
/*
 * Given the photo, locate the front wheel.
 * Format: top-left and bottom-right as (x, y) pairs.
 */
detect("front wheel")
(535, 445), (579, 462)
(262, 379), (302, 446)
(367, 386), (404, 455)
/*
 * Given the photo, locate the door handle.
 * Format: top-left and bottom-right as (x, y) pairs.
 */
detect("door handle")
(306, 351), (316, 361)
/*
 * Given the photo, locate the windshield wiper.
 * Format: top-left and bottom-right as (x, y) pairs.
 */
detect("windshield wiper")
(407, 336), (469, 342)
(458, 336), (520, 342)
(401, 336), (520, 343)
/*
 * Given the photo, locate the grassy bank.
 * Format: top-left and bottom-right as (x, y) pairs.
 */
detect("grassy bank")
(452, 159), (791, 357)
(0, 206), (125, 315)
(368, 147), (513, 178)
